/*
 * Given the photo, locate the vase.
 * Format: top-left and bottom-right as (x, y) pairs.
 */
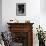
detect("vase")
(39, 40), (45, 46)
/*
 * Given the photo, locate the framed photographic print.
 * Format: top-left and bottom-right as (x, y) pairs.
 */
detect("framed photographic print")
(16, 3), (26, 16)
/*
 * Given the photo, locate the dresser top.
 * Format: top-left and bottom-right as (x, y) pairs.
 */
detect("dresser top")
(7, 23), (34, 25)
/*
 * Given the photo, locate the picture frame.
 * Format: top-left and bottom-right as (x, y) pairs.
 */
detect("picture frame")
(16, 3), (26, 16)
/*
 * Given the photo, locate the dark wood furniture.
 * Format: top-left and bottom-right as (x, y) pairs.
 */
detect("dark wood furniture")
(7, 23), (34, 46)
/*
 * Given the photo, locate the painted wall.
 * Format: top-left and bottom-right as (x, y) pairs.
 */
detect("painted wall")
(2, 0), (40, 46)
(2, 0), (46, 46)
(2, 0), (40, 31)
(40, 0), (46, 31)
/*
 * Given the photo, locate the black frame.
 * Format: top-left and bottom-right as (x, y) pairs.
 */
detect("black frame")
(16, 3), (26, 16)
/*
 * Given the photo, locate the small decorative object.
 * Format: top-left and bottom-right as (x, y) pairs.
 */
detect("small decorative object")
(10, 20), (13, 21)
(9, 19), (14, 23)
(36, 25), (45, 46)
(14, 19), (19, 23)
(16, 3), (26, 16)
(9, 19), (19, 23)
(25, 20), (30, 23)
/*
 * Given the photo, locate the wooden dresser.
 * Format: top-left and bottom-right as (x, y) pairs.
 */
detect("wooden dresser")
(7, 23), (34, 46)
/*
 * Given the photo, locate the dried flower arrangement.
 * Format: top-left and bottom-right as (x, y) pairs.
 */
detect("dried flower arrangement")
(36, 25), (45, 46)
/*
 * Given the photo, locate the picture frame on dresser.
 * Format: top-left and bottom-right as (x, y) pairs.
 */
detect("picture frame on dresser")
(16, 3), (26, 16)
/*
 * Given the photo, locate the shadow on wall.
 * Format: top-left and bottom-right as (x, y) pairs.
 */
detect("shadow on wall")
(0, 0), (2, 32)
(40, 0), (46, 14)
(0, 15), (2, 32)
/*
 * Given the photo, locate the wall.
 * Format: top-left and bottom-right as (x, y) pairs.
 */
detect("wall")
(0, 0), (2, 32)
(2, 0), (46, 46)
(2, 0), (40, 30)
(2, 0), (40, 46)
(40, 0), (46, 31)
